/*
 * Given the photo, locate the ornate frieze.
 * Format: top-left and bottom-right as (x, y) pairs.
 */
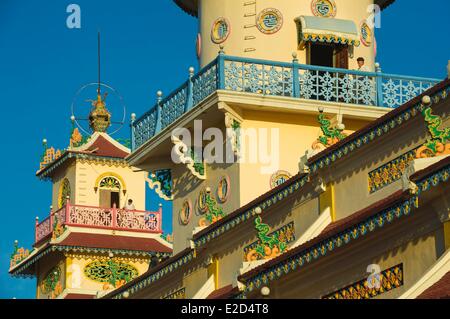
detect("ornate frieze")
(322, 264), (404, 299)
(368, 151), (415, 194)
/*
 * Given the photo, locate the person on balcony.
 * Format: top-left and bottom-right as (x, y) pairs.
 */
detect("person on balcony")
(124, 199), (135, 210)
(357, 57), (370, 72)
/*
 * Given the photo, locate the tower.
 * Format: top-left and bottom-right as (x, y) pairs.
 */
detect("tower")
(9, 39), (173, 299)
(177, 0), (394, 69)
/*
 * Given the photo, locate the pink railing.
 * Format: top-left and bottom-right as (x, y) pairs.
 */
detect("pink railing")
(34, 199), (162, 244)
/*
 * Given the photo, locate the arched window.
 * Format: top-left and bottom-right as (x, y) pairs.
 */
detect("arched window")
(98, 176), (121, 208)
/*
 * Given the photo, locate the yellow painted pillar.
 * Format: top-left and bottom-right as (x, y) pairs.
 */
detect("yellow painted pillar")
(444, 222), (450, 250)
(207, 257), (219, 290)
(319, 183), (336, 222)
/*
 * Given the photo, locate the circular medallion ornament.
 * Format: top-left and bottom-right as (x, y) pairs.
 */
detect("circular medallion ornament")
(256, 8), (283, 34)
(360, 21), (373, 47)
(197, 188), (208, 214)
(217, 175), (231, 203)
(180, 199), (193, 225)
(270, 170), (292, 189)
(211, 17), (230, 44)
(311, 0), (337, 18)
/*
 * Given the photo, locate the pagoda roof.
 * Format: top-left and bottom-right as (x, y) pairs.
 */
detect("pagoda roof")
(9, 232), (172, 277)
(173, 0), (395, 17)
(36, 132), (130, 179)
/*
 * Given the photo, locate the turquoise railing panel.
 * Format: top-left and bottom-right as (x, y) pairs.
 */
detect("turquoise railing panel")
(131, 55), (440, 151)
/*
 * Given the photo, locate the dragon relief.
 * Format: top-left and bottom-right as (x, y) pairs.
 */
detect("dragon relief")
(245, 213), (288, 262)
(416, 107), (450, 158)
(198, 189), (226, 227)
(312, 111), (348, 151)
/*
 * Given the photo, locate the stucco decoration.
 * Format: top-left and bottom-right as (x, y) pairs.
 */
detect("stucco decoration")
(360, 21), (373, 47)
(225, 113), (241, 157)
(311, 0), (337, 18)
(217, 175), (231, 203)
(180, 199), (193, 225)
(84, 259), (139, 290)
(58, 178), (71, 209)
(198, 189), (226, 227)
(211, 17), (230, 44)
(171, 135), (206, 179)
(312, 110), (348, 151)
(94, 172), (127, 195)
(256, 8), (283, 35)
(270, 170), (292, 189)
(322, 264), (404, 299)
(146, 170), (174, 201)
(416, 106), (450, 158)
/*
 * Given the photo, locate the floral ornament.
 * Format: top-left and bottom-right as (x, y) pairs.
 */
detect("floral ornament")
(245, 209), (288, 262)
(10, 241), (30, 269)
(171, 135), (206, 180)
(312, 110), (347, 150)
(146, 170), (173, 201)
(52, 214), (66, 240)
(70, 127), (89, 148)
(198, 188), (226, 227)
(40, 266), (63, 299)
(416, 106), (450, 158)
(84, 257), (139, 290)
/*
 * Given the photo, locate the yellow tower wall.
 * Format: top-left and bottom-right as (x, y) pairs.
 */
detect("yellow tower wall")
(199, 0), (375, 69)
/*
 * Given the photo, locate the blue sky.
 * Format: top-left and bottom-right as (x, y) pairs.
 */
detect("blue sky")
(0, 0), (448, 299)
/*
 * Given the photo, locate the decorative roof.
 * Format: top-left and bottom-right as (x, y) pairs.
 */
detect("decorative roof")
(9, 243), (169, 278)
(237, 157), (450, 294)
(417, 271), (450, 299)
(296, 16), (360, 48)
(173, 0), (395, 18)
(36, 132), (131, 179)
(58, 233), (172, 253)
(307, 78), (450, 174)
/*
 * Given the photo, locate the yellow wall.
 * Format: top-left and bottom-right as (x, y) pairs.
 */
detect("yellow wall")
(51, 160), (148, 211)
(199, 0), (375, 69)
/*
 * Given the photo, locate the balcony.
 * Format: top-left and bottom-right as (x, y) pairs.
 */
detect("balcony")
(35, 200), (162, 245)
(131, 53), (440, 150)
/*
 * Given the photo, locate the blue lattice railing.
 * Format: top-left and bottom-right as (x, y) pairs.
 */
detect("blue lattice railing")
(131, 53), (440, 150)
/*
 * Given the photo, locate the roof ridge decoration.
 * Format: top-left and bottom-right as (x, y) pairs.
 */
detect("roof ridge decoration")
(171, 135), (206, 180)
(417, 106), (450, 158)
(10, 241), (30, 269)
(146, 170), (174, 201)
(307, 80), (450, 173)
(199, 188), (226, 227)
(245, 208), (288, 262)
(238, 161), (450, 296)
(312, 109), (347, 151)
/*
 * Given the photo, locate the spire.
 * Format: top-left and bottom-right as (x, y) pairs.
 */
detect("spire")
(88, 32), (111, 133)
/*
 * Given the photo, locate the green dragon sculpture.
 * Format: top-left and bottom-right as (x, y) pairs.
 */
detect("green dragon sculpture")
(422, 107), (450, 154)
(204, 192), (226, 223)
(254, 216), (287, 259)
(317, 113), (347, 147)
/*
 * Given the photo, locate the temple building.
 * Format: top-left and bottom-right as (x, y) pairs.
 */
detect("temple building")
(9, 89), (172, 299)
(10, 0), (450, 299)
